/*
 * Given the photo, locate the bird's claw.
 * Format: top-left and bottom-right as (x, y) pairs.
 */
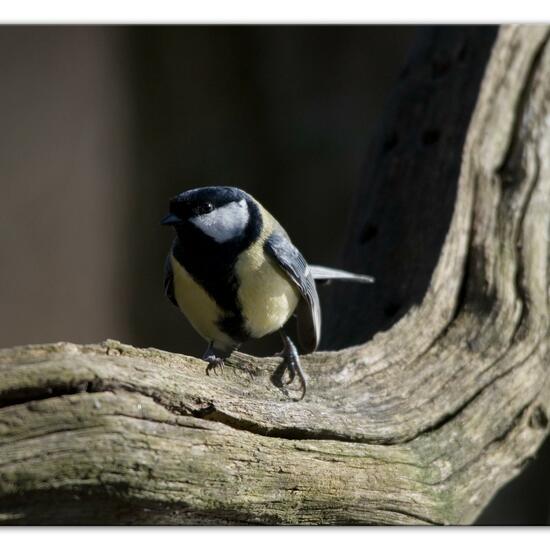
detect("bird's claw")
(281, 358), (305, 399)
(205, 357), (224, 376)
(274, 334), (307, 400)
(204, 355), (254, 380)
(274, 351), (294, 384)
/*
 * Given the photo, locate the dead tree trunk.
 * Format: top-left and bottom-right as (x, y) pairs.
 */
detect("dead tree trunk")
(1, 25), (550, 525)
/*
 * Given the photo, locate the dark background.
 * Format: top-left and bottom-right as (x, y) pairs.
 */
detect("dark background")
(0, 25), (548, 524)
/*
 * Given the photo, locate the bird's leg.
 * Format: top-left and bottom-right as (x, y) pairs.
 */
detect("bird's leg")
(275, 331), (307, 400)
(203, 343), (229, 376)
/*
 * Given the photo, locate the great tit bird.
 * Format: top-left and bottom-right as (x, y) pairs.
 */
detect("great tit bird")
(161, 186), (373, 399)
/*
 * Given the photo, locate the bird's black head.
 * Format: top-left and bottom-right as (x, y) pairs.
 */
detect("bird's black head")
(161, 186), (261, 248)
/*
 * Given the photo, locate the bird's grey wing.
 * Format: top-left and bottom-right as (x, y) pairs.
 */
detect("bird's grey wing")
(164, 254), (178, 307)
(264, 231), (321, 354)
(309, 265), (375, 284)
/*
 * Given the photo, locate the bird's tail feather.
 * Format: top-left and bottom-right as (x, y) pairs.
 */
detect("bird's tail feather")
(309, 265), (374, 284)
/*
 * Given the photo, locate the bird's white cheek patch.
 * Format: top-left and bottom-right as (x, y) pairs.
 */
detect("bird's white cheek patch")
(190, 199), (249, 243)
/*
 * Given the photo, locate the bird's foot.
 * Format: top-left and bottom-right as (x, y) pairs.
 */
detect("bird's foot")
(273, 334), (307, 400)
(205, 356), (225, 376)
(274, 350), (295, 385)
(203, 344), (254, 379)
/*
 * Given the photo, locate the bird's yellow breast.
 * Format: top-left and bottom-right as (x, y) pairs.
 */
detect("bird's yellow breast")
(235, 209), (300, 339)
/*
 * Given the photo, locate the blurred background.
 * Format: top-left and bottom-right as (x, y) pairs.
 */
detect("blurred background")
(0, 25), (415, 354)
(0, 25), (548, 524)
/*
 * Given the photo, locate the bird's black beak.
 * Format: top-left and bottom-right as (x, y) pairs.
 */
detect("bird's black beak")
(161, 213), (182, 226)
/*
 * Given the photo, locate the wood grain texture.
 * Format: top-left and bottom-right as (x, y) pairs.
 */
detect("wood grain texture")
(1, 25), (550, 525)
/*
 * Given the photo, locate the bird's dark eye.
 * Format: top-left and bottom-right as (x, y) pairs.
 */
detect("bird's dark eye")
(196, 202), (214, 215)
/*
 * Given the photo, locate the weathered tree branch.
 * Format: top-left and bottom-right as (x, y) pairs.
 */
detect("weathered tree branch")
(1, 25), (550, 524)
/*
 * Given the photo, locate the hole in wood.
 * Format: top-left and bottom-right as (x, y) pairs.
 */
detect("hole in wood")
(431, 55), (451, 78)
(360, 223), (378, 243)
(457, 42), (468, 62)
(422, 128), (441, 146)
(530, 405), (549, 430)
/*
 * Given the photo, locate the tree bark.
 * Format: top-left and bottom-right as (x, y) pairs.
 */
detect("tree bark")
(1, 25), (550, 525)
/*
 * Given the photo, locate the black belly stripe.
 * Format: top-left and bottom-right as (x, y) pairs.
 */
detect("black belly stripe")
(171, 198), (263, 344)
